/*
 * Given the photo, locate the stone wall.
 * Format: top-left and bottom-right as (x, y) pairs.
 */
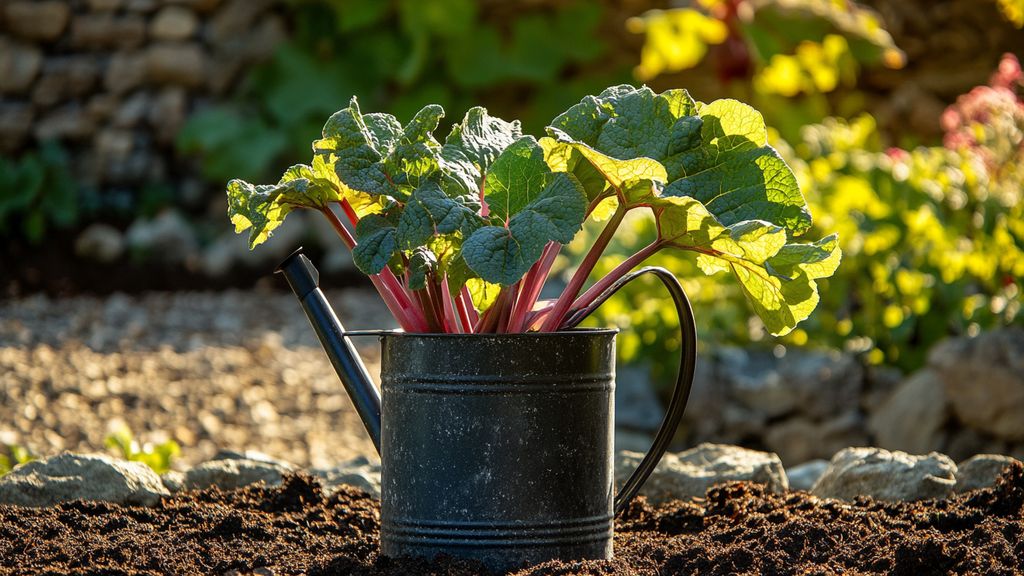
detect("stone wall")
(659, 328), (1024, 468)
(0, 0), (285, 200)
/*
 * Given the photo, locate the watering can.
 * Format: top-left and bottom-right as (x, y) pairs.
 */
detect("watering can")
(277, 247), (696, 572)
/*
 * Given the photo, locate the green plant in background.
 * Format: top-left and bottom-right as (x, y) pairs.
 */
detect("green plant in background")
(105, 426), (180, 474)
(580, 54), (1023, 376)
(792, 54), (1023, 370)
(628, 0), (904, 139)
(0, 143), (78, 243)
(0, 444), (35, 477)
(179, 0), (624, 184)
(997, 0), (1024, 28)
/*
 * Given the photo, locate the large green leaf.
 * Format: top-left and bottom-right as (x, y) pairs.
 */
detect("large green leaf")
(351, 213), (398, 275)
(313, 97), (444, 201)
(396, 183), (482, 250)
(463, 141), (588, 285)
(648, 190), (841, 335)
(445, 107), (522, 177)
(549, 85), (837, 335)
(550, 85), (811, 235)
(226, 163), (342, 249)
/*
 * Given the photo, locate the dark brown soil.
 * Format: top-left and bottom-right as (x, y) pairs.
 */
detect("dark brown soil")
(2, 463), (1023, 576)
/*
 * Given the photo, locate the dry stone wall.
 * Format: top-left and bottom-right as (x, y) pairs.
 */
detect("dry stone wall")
(0, 0), (286, 199)
(674, 328), (1024, 468)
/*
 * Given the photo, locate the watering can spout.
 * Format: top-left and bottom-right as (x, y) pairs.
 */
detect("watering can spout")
(276, 248), (382, 455)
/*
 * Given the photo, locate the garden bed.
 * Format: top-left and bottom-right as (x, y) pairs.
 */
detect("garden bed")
(2, 463), (1021, 575)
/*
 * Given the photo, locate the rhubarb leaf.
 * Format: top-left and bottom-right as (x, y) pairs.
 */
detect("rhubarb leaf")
(352, 214), (397, 274)
(396, 183), (482, 250)
(550, 86), (810, 235)
(227, 163), (345, 249)
(406, 247), (437, 290)
(445, 107), (523, 175)
(314, 97), (444, 201)
(482, 136), (550, 221)
(464, 169), (587, 285)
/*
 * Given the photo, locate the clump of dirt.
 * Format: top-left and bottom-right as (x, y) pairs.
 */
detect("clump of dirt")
(2, 464), (1022, 575)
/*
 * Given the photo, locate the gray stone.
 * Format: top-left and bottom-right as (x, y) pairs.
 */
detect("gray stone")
(183, 457), (294, 491)
(32, 57), (100, 108)
(160, 470), (186, 492)
(207, 0), (276, 47)
(954, 454), (1020, 493)
(786, 459), (829, 491)
(725, 350), (798, 418)
(818, 411), (870, 457)
(0, 40), (42, 94)
(167, 0), (222, 12)
(88, 0), (125, 11)
(0, 103), (34, 152)
(321, 247), (357, 274)
(145, 43), (207, 87)
(935, 329), (1024, 441)
(71, 14), (146, 50)
(944, 429), (1006, 464)
(312, 456), (381, 498)
(113, 93), (150, 128)
(779, 350), (864, 419)
(718, 403), (766, 443)
(4, 1), (72, 41)
(811, 447), (957, 502)
(861, 365), (903, 413)
(212, 449), (293, 468)
(682, 352), (726, 441)
(615, 364), (664, 432)
(125, 210), (198, 263)
(105, 52), (147, 94)
(868, 369), (947, 454)
(34, 105), (95, 141)
(764, 417), (819, 465)
(86, 93), (120, 123)
(615, 443), (788, 503)
(125, 0), (158, 12)
(151, 6), (199, 40)
(148, 88), (188, 143)
(0, 453), (169, 507)
(75, 223), (125, 263)
(207, 14), (285, 94)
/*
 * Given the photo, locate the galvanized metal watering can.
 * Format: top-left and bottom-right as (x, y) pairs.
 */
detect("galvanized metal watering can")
(277, 248), (697, 572)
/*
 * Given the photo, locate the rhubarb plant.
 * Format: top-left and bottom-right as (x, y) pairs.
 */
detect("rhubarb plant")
(227, 85), (840, 335)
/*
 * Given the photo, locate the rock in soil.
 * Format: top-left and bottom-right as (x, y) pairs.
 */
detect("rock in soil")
(2, 465), (1023, 575)
(616, 443), (787, 503)
(785, 458), (829, 491)
(956, 454), (1023, 493)
(813, 447), (957, 501)
(0, 453), (168, 507)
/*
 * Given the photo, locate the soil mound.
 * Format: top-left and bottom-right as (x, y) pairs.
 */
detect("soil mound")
(2, 463), (1022, 575)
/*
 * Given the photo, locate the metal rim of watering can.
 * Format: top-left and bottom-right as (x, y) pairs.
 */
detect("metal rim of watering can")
(562, 266), (698, 516)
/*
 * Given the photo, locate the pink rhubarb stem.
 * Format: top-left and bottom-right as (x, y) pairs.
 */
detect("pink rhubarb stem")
(540, 206), (627, 332)
(454, 289), (474, 333)
(440, 276), (463, 333)
(322, 206), (428, 332)
(507, 242), (561, 333)
(569, 240), (663, 314)
(459, 286), (479, 327)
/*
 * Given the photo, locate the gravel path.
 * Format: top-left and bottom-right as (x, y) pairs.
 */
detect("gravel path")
(0, 289), (395, 469)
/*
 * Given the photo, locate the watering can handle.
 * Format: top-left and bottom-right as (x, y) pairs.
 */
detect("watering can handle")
(561, 266), (697, 516)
